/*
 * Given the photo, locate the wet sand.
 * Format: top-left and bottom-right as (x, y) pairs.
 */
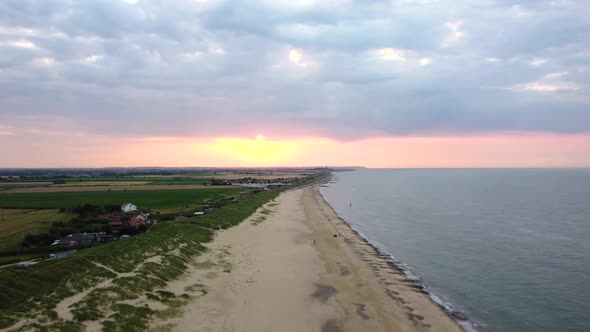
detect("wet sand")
(162, 185), (464, 331)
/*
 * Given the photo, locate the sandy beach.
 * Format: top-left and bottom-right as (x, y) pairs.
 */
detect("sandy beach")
(159, 184), (464, 332)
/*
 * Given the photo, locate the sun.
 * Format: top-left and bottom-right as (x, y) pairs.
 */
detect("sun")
(204, 135), (300, 166)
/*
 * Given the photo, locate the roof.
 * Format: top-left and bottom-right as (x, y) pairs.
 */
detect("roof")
(121, 202), (135, 207)
(50, 250), (77, 258)
(65, 233), (97, 240)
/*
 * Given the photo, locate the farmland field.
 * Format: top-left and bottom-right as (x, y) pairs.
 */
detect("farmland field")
(0, 188), (246, 212)
(0, 184), (237, 194)
(0, 209), (75, 252)
(208, 172), (311, 180)
(51, 181), (150, 187)
(0, 171), (312, 194)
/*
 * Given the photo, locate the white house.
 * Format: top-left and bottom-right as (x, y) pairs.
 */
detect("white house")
(121, 202), (137, 213)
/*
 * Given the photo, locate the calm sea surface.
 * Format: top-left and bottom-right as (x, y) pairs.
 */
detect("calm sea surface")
(320, 169), (590, 332)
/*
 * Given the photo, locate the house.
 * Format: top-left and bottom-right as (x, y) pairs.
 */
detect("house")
(49, 250), (77, 260)
(56, 233), (100, 247)
(132, 214), (146, 222)
(98, 234), (115, 243)
(109, 221), (125, 230)
(129, 214), (147, 229)
(121, 203), (137, 213)
(16, 261), (39, 269)
(193, 211), (205, 216)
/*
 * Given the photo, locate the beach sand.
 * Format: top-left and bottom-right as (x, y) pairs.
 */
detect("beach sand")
(162, 185), (464, 331)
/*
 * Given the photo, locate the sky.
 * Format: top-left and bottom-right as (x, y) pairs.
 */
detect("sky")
(0, 0), (589, 167)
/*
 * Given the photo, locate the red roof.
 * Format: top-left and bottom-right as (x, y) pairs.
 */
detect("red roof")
(129, 217), (147, 229)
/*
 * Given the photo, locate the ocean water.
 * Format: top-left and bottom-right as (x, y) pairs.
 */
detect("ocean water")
(320, 169), (590, 332)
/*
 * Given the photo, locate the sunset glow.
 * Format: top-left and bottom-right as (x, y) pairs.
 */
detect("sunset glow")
(2, 133), (589, 168)
(203, 137), (300, 166)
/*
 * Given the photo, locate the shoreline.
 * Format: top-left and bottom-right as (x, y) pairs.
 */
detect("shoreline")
(164, 182), (464, 331)
(307, 184), (465, 331)
(318, 178), (476, 331)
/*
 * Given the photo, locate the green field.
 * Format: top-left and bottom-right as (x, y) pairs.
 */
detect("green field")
(0, 176), (213, 191)
(64, 176), (212, 183)
(0, 188), (246, 212)
(0, 209), (75, 252)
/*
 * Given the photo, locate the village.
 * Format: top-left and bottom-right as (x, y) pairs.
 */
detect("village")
(45, 202), (151, 259)
(51, 203), (152, 249)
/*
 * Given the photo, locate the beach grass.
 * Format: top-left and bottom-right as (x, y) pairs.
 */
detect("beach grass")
(0, 187), (283, 330)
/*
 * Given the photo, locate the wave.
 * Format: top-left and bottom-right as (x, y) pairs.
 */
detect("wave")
(318, 184), (482, 332)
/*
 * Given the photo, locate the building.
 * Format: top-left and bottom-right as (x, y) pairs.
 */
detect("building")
(54, 233), (100, 248)
(109, 221), (125, 230)
(16, 261), (39, 269)
(129, 216), (147, 229)
(121, 202), (137, 213)
(49, 250), (77, 260)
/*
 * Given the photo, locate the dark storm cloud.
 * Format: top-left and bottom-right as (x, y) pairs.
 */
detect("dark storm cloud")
(0, 0), (588, 140)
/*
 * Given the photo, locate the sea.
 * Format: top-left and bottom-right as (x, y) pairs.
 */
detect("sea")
(320, 169), (590, 332)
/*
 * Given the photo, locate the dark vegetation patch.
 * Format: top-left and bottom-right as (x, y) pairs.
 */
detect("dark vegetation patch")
(321, 319), (342, 332)
(311, 284), (338, 303)
(354, 303), (370, 320)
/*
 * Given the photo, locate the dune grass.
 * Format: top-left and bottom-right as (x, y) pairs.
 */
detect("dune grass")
(0, 188), (281, 330)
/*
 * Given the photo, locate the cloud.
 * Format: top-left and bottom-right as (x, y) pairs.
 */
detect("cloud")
(419, 57), (432, 66)
(377, 48), (408, 61)
(0, 0), (588, 141)
(509, 71), (581, 93)
(288, 49), (304, 64)
(510, 82), (580, 92)
(444, 20), (465, 46)
(529, 57), (548, 67)
(0, 39), (38, 49)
